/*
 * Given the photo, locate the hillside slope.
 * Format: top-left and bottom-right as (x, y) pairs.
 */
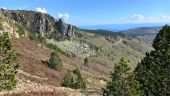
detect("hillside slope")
(0, 9), (157, 95)
(74, 30), (153, 71)
(0, 12), (104, 96)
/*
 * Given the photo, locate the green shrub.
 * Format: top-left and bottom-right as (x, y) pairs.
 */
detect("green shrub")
(73, 68), (87, 89)
(15, 24), (25, 36)
(47, 51), (63, 70)
(28, 32), (46, 44)
(0, 23), (3, 30)
(84, 57), (89, 67)
(62, 68), (86, 90)
(28, 32), (39, 41)
(62, 70), (74, 88)
(0, 32), (19, 91)
(46, 43), (62, 52)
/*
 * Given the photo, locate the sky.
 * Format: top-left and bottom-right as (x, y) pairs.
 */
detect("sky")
(0, 0), (170, 25)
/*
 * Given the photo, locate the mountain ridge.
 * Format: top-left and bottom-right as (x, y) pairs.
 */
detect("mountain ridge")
(0, 9), (76, 39)
(120, 26), (161, 36)
(79, 23), (169, 31)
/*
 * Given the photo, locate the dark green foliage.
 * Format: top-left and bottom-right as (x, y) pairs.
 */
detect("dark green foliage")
(84, 57), (89, 67)
(28, 32), (46, 44)
(46, 43), (63, 53)
(62, 70), (74, 88)
(15, 24), (25, 36)
(81, 29), (126, 37)
(37, 35), (46, 44)
(103, 58), (143, 96)
(28, 32), (39, 42)
(124, 73), (144, 96)
(62, 68), (86, 90)
(0, 33), (19, 91)
(73, 68), (87, 89)
(135, 25), (170, 96)
(0, 33), (12, 53)
(47, 51), (63, 70)
(0, 23), (3, 30)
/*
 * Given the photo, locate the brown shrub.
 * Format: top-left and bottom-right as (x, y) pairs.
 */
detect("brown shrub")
(4, 90), (68, 96)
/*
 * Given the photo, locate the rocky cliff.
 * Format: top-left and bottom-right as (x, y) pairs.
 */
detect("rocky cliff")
(57, 19), (75, 37)
(0, 9), (75, 38)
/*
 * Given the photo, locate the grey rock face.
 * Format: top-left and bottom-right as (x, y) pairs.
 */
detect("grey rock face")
(35, 13), (55, 37)
(57, 19), (75, 37)
(67, 25), (75, 37)
(57, 19), (67, 35)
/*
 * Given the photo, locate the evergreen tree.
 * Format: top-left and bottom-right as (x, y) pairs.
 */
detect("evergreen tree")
(0, 33), (19, 91)
(124, 73), (144, 96)
(48, 51), (63, 70)
(135, 25), (170, 96)
(73, 68), (87, 89)
(62, 68), (86, 90)
(103, 58), (143, 96)
(84, 57), (89, 67)
(62, 70), (74, 88)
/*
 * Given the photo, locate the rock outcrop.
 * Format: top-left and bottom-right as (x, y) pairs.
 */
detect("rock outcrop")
(0, 9), (75, 38)
(57, 19), (75, 37)
(47, 39), (96, 58)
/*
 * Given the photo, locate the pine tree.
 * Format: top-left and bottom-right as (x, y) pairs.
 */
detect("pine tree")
(62, 68), (87, 90)
(48, 51), (63, 70)
(0, 33), (19, 91)
(103, 58), (143, 96)
(73, 68), (87, 89)
(62, 70), (74, 88)
(84, 57), (89, 67)
(135, 25), (170, 96)
(124, 73), (144, 96)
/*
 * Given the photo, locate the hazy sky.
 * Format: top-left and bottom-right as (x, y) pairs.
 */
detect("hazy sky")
(0, 0), (170, 25)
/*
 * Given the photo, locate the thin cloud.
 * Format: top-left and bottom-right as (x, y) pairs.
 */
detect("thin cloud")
(114, 14), (170, 24)
(58, 13), (70, 20)
(130, 14), (144, 20)
(160, 15), (170, 19)
(2, 7), (7, 9)
(36, 7), (47, 13)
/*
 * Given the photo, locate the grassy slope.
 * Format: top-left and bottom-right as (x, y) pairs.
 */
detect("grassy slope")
(12, 37), (108, 93)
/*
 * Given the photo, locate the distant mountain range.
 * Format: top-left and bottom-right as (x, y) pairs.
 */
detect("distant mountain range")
(120, 26), (161, 36)
(79, 23), (170, 31)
